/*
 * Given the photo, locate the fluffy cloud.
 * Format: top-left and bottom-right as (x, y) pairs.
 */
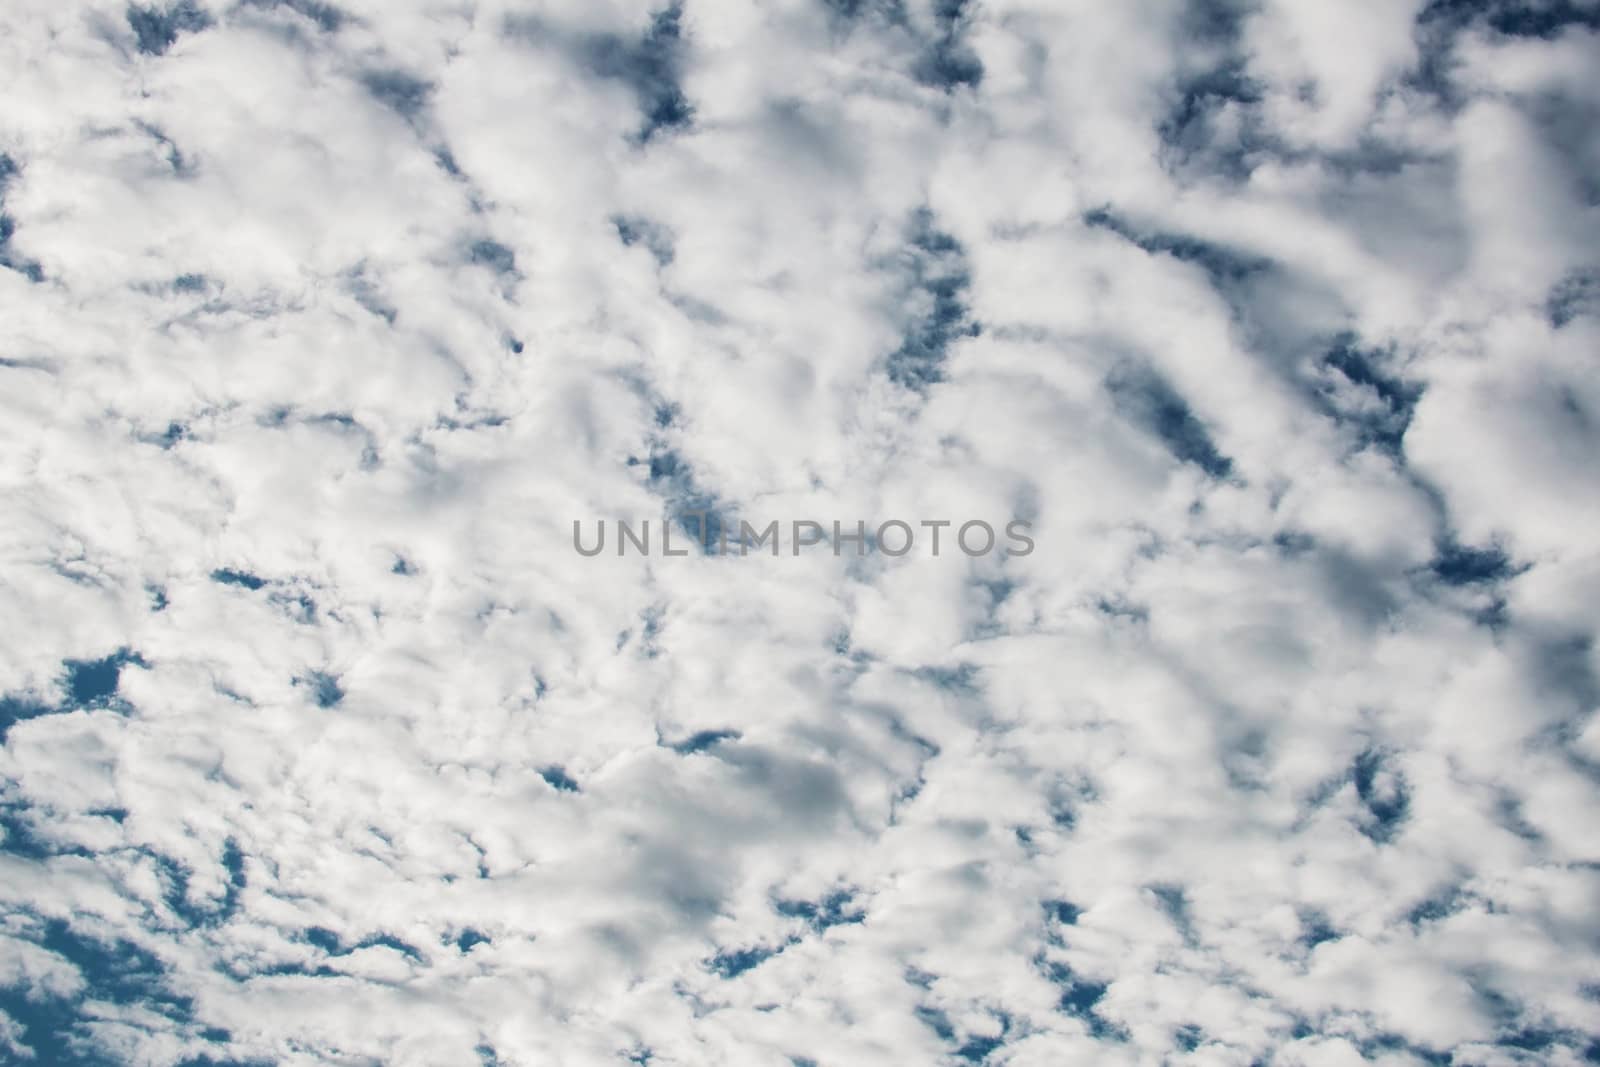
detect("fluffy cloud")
(2, 0), (1598, 1064)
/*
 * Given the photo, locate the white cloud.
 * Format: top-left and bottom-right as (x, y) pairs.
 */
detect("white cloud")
(1, 0), (1597, 1064)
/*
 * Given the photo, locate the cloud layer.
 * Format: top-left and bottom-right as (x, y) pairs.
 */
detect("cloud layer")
(2, 1), (1598, 1064)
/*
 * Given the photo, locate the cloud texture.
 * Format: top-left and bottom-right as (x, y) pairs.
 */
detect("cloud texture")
(2, 0), (1599, 1063)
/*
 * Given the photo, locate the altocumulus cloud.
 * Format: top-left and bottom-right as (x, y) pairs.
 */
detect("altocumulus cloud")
(2, 0), (1599, 1064)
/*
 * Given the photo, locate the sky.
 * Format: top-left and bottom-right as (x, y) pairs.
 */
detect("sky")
(1, 0), (1599, 1064)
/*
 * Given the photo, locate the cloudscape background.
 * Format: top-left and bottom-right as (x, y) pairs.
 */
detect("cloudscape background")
(2, 0), (1599, 1063)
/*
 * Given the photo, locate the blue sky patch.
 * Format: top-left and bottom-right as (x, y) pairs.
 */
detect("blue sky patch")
(127, 0), (212, 56)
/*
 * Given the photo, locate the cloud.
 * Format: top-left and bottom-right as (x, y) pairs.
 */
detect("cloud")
(0, 0), (1597, 1063)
